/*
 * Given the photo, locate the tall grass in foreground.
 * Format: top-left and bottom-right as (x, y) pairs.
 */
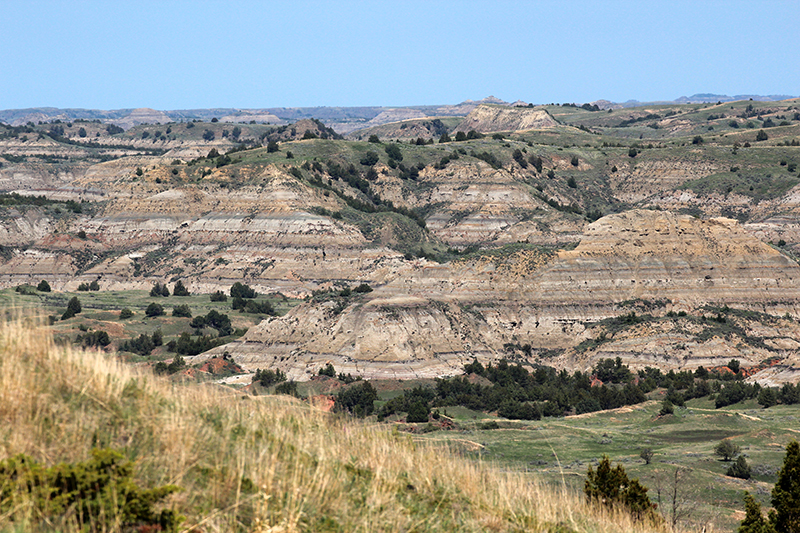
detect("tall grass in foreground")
(0, 315), (695, 532)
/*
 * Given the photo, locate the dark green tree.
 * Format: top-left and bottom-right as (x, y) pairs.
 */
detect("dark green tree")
(771, 440), (800, 533)
(728, 456), (752, 479)
(640, 448), (654, 465)
(584, 456), (659, 524)
(318, 363), (336, 377)
(172, 304), (192, 318)
(335, 381), (378, 417)
(230, 282), (256, 299)
(36, 280), (51, 292)
(267, 140), (279, 152)
(438, 132), (451, 143)
(172, 280), (190, 296)
(275, 380), (299, 396)
(359, 151), (379, 166)
(715, 439), (741, 461)
(145, 303), (165, 317)
(406, 400), (430, 423)
(62, 296), (82, 320)
(384, 143), (403, 161)
(368, 134), (380, 143)
(758, 387), (778, 408)
(738, 492), (776, 533)
(210, 290), (227, 302)
(757, 130), (769, 141)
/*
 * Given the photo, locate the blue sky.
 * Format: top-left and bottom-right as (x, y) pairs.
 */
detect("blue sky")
(1, 0), (798, 110)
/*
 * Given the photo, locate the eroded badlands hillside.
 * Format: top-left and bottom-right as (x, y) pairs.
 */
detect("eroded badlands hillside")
(2, 98), (800, 381)
(209, 210), (800, 382)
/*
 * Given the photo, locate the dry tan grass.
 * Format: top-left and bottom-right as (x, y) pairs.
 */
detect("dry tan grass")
(0, 315), (702, 532)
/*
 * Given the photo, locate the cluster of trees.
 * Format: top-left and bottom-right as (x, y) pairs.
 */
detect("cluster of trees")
(317, 363), (360, 383)
(76, 329), (110, 348)
(120, 330), (162, 356)
(376, 357), (787, 423)
(253, 368), (287, 387)
(149, 281), (189, 297)
(190, 310), (233, 336)
(154, 354), (186, 375)
(335, 381), (378, 417)
(429, 358), (650, 420)
(77, 280), (100, 291)
(166, 333), (223, 356)
(228, 282), (274, 314)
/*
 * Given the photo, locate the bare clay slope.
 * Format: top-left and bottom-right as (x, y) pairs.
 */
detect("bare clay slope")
(206, 210), (800, 381)
(454, 104), (558, 133)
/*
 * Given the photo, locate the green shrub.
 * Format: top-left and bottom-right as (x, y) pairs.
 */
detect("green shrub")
(77, 330), (111, 348)
(14, 284), (37, 295)
(150, 282), (170, 297)
(275, 381), (299, 397)
(172, 304), (192, 318)
(230, 282), (256, 299)
(727, 456), (751, 479)
(360, 151), (379, 166)
(0, 448), (182, 531)
(119, 308), (133, 319)
(61, 296), (82, 320)
(210, 290), (227, 302)
(738, 491), (776, 533)
(145, 303), (165, 317)
(172, 280), (190, 296)
(714, 439), (741, 461)
(36, 280), (51, 292)
(585, 456), (660, 524)
(253, 368), (287, 387)
(335, 381), (378, 417)
(384, 143), (403, 161)
(319, 363), (336, 377)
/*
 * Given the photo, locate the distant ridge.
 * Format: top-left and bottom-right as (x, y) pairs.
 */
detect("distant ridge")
(1, 94), (796, 128)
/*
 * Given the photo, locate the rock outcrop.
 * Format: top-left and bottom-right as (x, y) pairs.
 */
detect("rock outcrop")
(454, 104), (558, 133)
